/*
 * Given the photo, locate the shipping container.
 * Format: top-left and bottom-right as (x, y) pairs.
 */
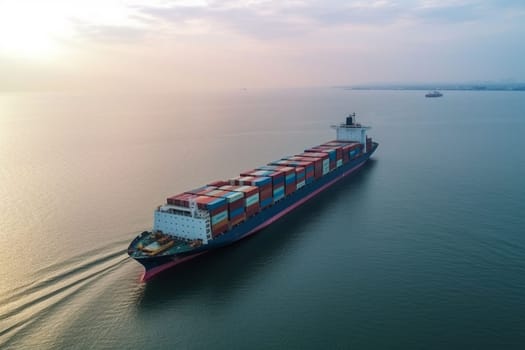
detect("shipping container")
(273, 184), (285, 202)
(184, 186), (217, 195)
(194, 195), (228, 211)
(258, 165), (296, 196)
(307, 147), (336, 161)
(218, 185), (261, 217)
(227, 178), (272, 209)
(271, 160), (314, 178)
(166, 192), (194, 206)
(230, 176), (271, 187)
(295, 166), (305, 178)
(211, 210), (228, 225)
(288, 156), (324, 179)
(277, 158), (315, 183)
(301, 151), (330, 159)
(211, 221), (228, 237)
(201, 189), (245, 221)
(241, 170), (285, 204)
(241, 170), (285, 186)
(207, 180), (230, 187)
(316, 145), (343, 162)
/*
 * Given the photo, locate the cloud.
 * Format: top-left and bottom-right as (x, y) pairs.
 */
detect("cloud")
(72, 20), (148, 42)
(126, 0), (525, 41)
(136, 3), (312, 39)
(48, 0), (524, 44)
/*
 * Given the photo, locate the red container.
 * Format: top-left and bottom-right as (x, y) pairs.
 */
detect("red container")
(229, 214), (246, 227)
(219, 185), (259, 197)
(245, 205), (259, 217)
(230, 176), (272, 188)
(240, 170), (285, 186)
(207, 180), (229, 187)
(301, 151), (329, 159)
(166, 193), (195, 206)
(326, 139), (357, 144)
(289, 156), (323, 178)
(229, 199), (244, 211)
(265, 166), (296, 195)
(168, 194), (229, 216)
(193, 195), (226, 210)
(211, 222), (228, 237)
(200, 189), (245, 217)
(260, 187), (272, 198)
(267, 166), (294, 176)
(295, 166), (305, 181)
(218, 185), (261, 216)
(317, 145), (343, 161)
(209, 205), (227, 216)
(184, 186), (217, 195)
(322, 142), (346, 147)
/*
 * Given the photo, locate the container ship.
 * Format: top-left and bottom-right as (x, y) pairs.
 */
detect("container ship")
(128, 114), (378, 281)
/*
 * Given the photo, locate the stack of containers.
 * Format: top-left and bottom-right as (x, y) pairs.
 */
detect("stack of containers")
(257, 165), (296, 196)
(298, 152), (330, 176)
(294, 166), (306, 189)
(321, 141), (360, 163)
(195, 196), (229, 236)
(241, 169), (285, 202)
(219, 185), (260, 217)
(167, 192), (195, 207)
(273, 159), (315, 184)
(202, 189), (246, 227)
(286, 156), (323, 179)
(166, 194), (228, 236)
(184, 185), (217, 195)
(207, 180), (230, 187)
(316, 145), (344, 168)
(306, 148), (336, 171)
(230, 176), (273, 209)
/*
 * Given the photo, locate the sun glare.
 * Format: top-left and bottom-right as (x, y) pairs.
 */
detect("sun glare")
(0, 1), (73, 58)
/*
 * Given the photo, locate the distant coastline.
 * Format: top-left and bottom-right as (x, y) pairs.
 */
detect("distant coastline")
(338, 83), (525, 91)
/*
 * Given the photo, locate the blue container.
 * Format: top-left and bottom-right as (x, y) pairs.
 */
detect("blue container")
(251, 170), (272, 176)
(260, 197), (273, 207)
(206, 197), (227, 211)
(253, 177), (272, 186)
(273, 188), (285, 201)
(229, 207), (245, 219)
(211, 210), (228, 225)
(257, 165), (279, 171)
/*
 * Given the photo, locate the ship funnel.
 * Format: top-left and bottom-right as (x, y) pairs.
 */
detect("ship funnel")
(346, 113), (356, 126)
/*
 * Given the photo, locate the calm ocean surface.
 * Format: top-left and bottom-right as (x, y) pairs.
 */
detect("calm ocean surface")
(1, 88), (524, 349)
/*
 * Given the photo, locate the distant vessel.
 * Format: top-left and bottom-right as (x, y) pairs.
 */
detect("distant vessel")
(425, 91), (443, 98)
(128, 113), (378, 281)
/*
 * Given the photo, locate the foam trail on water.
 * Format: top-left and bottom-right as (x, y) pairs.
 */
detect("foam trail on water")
(0, 239), (132, 347)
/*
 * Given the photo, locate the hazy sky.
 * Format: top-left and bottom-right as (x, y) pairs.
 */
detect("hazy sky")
(1, 0), (524, 91)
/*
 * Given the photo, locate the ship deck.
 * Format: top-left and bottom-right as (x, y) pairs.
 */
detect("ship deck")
(128, 231), (201, 259)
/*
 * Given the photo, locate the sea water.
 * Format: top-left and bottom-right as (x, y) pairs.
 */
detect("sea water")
(1, 89), (524, 349)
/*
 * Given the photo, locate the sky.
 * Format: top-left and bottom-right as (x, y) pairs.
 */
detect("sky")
(0, 0), (524, 92)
